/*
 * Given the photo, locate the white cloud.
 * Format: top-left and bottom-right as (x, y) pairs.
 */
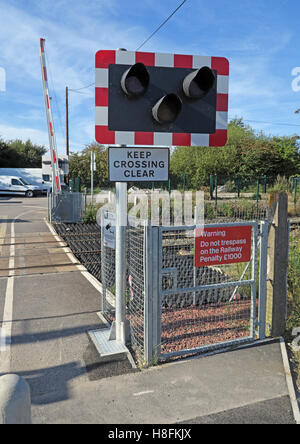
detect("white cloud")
(0, 122), (83, 154)
(0, 123), (50, 146)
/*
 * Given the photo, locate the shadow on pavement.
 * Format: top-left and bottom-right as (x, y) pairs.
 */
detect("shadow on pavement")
(6, 362), (85, 405)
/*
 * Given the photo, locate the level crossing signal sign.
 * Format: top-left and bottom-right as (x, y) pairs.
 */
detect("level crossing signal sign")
(95, 50), (229, 147)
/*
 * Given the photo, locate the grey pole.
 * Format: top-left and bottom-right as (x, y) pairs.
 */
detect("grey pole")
(91, 150), (94, 204)
(115, 180), (127, 343)
(258, 220), (269, 339)
(193, 206), (198, 305)
(114, 47), (129, 345)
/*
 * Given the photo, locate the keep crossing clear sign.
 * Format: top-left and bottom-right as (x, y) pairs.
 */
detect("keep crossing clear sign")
(108, 146), (169, 182)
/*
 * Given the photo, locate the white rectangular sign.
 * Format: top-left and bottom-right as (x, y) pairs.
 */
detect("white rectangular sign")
(91, 151), (96, 171)
(103, 211), (115, 249)
(108, 147), (169, 182)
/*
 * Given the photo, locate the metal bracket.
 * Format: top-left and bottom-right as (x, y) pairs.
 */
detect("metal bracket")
(161, 267), (178, 289)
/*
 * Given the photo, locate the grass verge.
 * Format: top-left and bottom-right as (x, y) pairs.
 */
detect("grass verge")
(285, 227), (300, 390)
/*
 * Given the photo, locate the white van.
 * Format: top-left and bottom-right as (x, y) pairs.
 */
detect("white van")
(0, 176), (44, 198)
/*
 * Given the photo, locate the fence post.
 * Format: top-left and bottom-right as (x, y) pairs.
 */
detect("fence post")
(144, 221), (153, 366)
(144, 223), (161, 366)
(236, 178), (241, 198)
(258, 220), (269, 339)
(49, 192), (53, 223)
(215, 175), (218, 207)
(256, 179), (260, 202)
(263, 175), (267, 194)
(209, 175), (214, 200)
(100, 209), (106, 312)
(84, 187), (87, 216)
(193, 206), (198, 305)
(250, 222), (258, 339)
(266, 192), (289, 337)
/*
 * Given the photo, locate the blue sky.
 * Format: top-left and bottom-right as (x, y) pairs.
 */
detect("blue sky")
(0, 0), (300, 154)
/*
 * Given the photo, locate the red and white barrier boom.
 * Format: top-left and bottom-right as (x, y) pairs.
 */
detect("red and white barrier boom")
(40, 38), (61, 193)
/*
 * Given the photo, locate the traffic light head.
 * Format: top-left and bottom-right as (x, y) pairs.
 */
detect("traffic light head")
(152, 94), (182, 124)
(121, 62), (149, 97)
(95, 50), (229, 147)
(183, 67), (215, 99)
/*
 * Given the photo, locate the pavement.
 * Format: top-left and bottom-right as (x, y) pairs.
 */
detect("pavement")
(0, 195), (299, 425)
(30, 340), (297, 424)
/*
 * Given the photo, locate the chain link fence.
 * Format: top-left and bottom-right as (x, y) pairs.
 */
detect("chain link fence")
(127, 222), (145, 360)
(158, 224), (258, 358)
(288, 226), (300, 307)
(204, 200), (268, 223)
(99, 214), (146, 362)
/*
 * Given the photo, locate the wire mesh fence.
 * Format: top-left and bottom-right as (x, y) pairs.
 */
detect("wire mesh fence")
(288, 226), (300, 307)
(49, 192), (84, 223)
(51, 200), (273, 365)
(101, 237), (116, 315)
(204, 200), (268, 223)
(127, 223), (145, 359)
(158, 223), (258, 359)
(98, 218), (146, 362)
(160, 285), (253, 356)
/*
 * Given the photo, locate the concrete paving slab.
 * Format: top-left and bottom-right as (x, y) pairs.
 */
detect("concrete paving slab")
(7, 271), (104, 397)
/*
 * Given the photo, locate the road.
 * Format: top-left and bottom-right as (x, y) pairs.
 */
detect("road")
(0, 195), (122, 399)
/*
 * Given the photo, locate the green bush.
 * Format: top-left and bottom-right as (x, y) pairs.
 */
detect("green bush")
(83, 204), (97, 223)
(288, 228), (300, 306)
(271, 175), (291, 193)
(286, 228), (300, 388)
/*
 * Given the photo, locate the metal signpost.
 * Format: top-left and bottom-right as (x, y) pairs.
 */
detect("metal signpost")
(90, 150), (96, 203)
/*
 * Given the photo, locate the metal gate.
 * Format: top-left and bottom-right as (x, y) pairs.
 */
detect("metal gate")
(48, 192), (83, 223)
(144, 221), (269, 365)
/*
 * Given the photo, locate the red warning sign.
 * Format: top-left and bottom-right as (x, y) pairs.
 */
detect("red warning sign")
(195, 225), (252, 267)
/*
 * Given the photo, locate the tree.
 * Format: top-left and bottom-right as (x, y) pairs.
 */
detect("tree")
(69, 143), (109, 190)
(0, 137), (12, 167)
(169, 119), (300, 189)
(270, 136), (300, 177)
(0, 137), (47, 167)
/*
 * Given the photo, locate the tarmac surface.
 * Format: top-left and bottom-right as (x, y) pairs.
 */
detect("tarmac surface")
(0, 195), (299, 424)
(30, 340), (297, 424)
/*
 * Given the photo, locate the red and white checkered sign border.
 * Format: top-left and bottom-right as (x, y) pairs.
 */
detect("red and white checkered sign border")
(95, 50), (229, 147)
